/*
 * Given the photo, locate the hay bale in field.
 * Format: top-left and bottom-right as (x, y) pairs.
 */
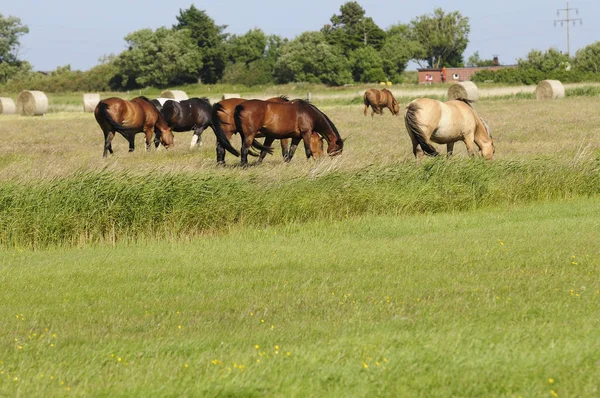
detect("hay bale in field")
(536, 80), (565, 100)
(160, 90), (188, 100)
(16, 90), (49, 116)
(83, 93), (100, 112)
(0, 97), (16, 115)
(222, 93), (241, 100)
(447, 81), (479, 101)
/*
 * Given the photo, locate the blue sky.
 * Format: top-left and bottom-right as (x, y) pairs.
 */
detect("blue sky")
(3, 0), (599, 71)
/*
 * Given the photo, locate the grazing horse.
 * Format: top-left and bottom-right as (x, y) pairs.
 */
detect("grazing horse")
(233, 99), (343, 166)
(212, 96), (323, 164)
(159, 97), (213, 149)
(363, 88), (400, 117)
(94, 96), (174, 158)
(404, 97), (495, 160)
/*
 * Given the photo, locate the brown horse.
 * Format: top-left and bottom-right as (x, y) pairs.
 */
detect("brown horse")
(95, 96), (174, 158)
(233, 99), (343, 166)
(363, 88), (400, 117)
(404, 98), (495, 160)
(211, 96), (323, 164)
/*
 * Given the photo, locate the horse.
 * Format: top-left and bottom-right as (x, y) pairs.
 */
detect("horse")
(363, 88), (400, 117)
(404, 97), (495, 160)
(159, 97), (213, 149)
(212, 96), (323, 164)
(94, 96), (174, 158)
(233, 99), (343, 166)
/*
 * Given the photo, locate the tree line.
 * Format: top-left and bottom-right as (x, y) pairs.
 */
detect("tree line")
(1, 2), (600, 91)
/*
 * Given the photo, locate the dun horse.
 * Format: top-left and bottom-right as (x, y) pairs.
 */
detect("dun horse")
(233, 99), (343, 166)
(94, 96), (174, 158)
(159, 97), (213, 149)
(212, 96), (323, 164)
(404, 98), (495, 160)
(363, 88), (400, 117)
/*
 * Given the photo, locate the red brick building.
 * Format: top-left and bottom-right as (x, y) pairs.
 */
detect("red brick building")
(418, 64), (516, 84)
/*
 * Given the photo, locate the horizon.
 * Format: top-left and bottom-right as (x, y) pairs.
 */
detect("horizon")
(3, 0), (599, 72)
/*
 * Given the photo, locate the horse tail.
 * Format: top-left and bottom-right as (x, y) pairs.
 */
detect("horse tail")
(212, 103), (240, 157)
(404, 102), (439, 157)
(363, 91), (371, 107)
(97, 100), (137, 133)
(234, 104), (274, 154)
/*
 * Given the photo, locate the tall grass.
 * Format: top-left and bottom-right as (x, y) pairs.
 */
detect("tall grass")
(1, 158), (598, 249)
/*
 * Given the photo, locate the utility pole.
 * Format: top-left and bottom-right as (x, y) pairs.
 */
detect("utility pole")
(554, 2), (582, 56)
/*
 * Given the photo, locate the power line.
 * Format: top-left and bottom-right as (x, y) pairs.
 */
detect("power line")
(554, 2), (583, 56)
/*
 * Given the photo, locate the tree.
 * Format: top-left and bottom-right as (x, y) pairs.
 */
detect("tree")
(226, 29), (267, 65)
(381, 24), (419, 82)
(409, 8), (470, 68)
(322, 1), (386, 53)
(274, 32), (352, 86)
(114, 27), (203, 88)
(466, 51), (497, 67)
(173, 5), (227, 83)
(350, 46), (386, 83)
(0, 14), (31, 83)
(518, 48), (570, 72)
(572, 42), (600, 73)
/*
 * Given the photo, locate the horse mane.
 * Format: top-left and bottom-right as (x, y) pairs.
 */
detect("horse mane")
(278, 95), (290, 101)
(135, 96), (154, 104)
(454, 98), (492, 139)
(297, 100), (342, 142)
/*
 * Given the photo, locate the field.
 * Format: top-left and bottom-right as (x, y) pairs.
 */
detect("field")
(1, 90), (600, 396)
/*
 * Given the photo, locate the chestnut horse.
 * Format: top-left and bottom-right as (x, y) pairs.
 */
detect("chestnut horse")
(363, 88), (400, 117)
(94, 96), (174, 158)
(234, 99), (343, 166)
(212, 96), (323, 164)
(404, 98), (495, 160)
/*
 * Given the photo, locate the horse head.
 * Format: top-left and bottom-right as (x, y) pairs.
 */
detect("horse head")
(157, 126), (174, 148)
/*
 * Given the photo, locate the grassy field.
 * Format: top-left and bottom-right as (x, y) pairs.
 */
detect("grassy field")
(1, 95), (600, 395)
(1, 198), (599, 396)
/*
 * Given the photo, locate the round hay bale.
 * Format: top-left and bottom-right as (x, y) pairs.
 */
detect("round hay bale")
(83, 93), (100, 112)
(160, 90), (188, 101)
(0, 97), (16, 115)
(447, 81), (479, 101)
(16, 90), (49, 116)
(536, 80), (565, 100)
(222, 93), (241, 100)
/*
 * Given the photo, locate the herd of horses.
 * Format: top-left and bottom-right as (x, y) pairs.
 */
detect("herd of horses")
(94, 87), (495, 165)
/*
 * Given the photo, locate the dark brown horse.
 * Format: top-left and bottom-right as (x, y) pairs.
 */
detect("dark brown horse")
(211, 96), (294, 164)
(363, 88), (400, 117)
(94, 96), (174, 158)
(160, 97), (213, 149)
(234, 99), (343, 166)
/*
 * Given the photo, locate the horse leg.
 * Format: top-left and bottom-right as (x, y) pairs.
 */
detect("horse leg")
(190, 127), (204, 149)
(302, 132), (313, 160)
(464, 138), (476, 158)
(258, 137), (276, 164)
(285, 138), (302, 163)
(144, 129), (153, 152)
(280, 138), (290, 159)
(364, 104), (368, 117)
(127, 134), (136, 153)
(447, 142), (455, 158)
(241, 135), (254, 167)
(103, 131), (115, 158)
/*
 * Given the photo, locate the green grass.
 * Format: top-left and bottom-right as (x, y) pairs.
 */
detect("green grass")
(1, 198), (599, 397)
(1, 159), (599, 249)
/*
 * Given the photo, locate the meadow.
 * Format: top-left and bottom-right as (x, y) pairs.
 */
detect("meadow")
(1, 90), (600, 396)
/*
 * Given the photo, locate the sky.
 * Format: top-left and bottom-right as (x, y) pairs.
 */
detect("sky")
(3, 0), (599, 71)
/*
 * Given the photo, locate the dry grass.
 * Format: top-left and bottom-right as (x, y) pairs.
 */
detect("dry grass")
(1, 97), (600, 183)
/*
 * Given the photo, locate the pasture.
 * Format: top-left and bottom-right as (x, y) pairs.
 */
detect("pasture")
(1, 94), (600, 396)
